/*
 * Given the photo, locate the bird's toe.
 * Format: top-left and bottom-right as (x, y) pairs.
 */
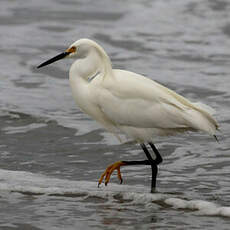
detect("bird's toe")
(98, 161), (125, 186)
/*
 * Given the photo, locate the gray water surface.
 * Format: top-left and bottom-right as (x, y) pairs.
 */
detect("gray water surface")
(1, 0), (230, 229)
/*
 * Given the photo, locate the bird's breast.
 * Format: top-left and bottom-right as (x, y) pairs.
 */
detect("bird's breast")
(69, 73), (103, 120)
(69, 75), (90, 110)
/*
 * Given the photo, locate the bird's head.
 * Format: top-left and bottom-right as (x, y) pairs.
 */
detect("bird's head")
(37, 39), (110, 69)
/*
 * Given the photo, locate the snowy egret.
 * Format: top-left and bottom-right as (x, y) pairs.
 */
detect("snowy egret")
(37, 38), (218, 192)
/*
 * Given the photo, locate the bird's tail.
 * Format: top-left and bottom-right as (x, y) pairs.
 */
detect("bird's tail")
(192, 102), (216, 115)
(184, 102), (218, 136)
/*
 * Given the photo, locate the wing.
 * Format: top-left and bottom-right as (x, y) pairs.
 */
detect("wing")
(96, 69), (218, 134)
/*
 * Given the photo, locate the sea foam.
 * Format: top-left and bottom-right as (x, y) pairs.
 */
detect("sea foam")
(0, 169), (229, 217)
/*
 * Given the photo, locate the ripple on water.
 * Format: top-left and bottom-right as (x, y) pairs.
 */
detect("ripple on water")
(1, 0), (230, 229)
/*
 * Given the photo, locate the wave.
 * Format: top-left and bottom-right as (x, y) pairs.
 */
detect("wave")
(0, 169), (230, 218)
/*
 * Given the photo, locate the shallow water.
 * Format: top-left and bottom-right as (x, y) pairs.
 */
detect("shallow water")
(0, 0), (230, 229)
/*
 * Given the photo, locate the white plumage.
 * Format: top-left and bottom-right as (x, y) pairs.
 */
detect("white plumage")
(68, 39), (218, 143)
(37, 38), (218, 190)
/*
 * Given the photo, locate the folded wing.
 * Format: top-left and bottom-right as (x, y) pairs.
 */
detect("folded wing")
(97, 70), (218, 135)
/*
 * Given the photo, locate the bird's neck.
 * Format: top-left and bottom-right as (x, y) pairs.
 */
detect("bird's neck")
(70, 50), (113, 82)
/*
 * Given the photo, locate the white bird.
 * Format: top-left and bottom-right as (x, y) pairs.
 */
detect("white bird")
(37, 38), (218, 192)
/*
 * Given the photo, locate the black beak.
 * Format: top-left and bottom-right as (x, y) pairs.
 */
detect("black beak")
(37, 52), (70, 68)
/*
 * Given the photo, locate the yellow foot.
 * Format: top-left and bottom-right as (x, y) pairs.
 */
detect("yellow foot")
(98, 161), (126, 187)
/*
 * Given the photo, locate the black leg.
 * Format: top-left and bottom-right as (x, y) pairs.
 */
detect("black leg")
(98, 143), (163, 191)
(140, 143), (163, 192)
(119, 160), (150, 184)
(140, 143), (158, 192)
(148, 142), (163, 165)
(122, 160), (150, 165)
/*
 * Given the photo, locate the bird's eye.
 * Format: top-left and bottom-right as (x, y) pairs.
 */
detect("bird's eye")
(71, 46), (77, 53)
(67, 46), (77, 53)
